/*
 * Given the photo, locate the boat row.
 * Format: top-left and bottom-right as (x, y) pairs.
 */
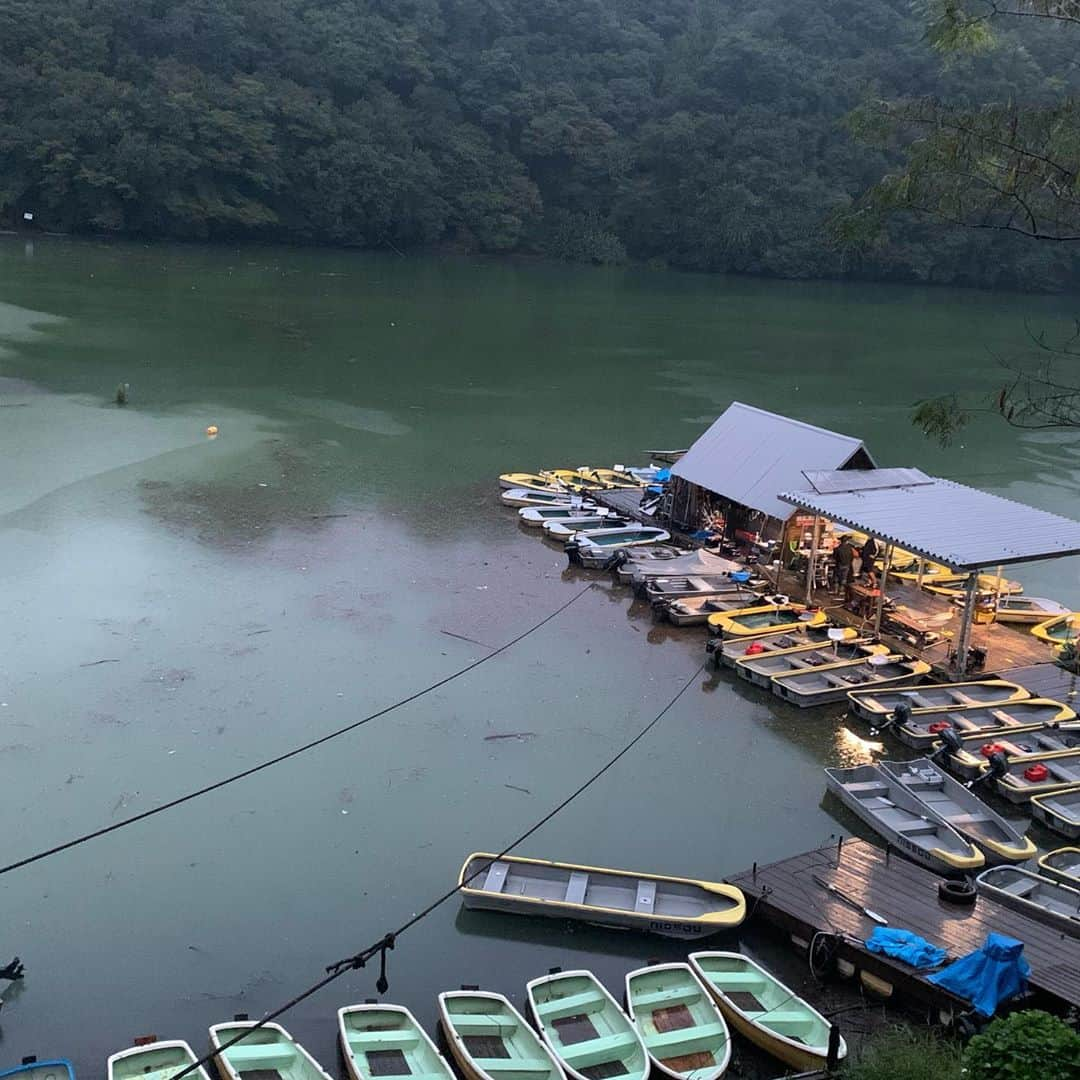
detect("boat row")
(28, 954), (843, 1080)
(500, 468), (661, 494)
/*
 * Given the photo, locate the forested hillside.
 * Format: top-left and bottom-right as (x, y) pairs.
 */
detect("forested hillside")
(1, 0), (1075, 288)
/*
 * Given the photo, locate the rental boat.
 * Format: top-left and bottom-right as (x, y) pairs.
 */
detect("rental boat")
(975, 866), (1080, 938)
(1031, 612), (1080, 645)
(526, 970), (648, 1080)
(567, 528), (672, 569)
(991, 748), (1080, 803)
(1031, 785), (1080, 839)
(888, 561), (964, 584)
(1038, 848), (1080, 889)
(457, 853), (745, 938)
(209, 1020), (333, 1080)
(664, 592), (763, 626)
(540, 470), (610, 492)
(823, 764), (984, 873)
(578, 468), (646, 488)
(943, 722), (1080, 780)
(108, 1042), (211, 1080)
(735, 642), (889, 689)
(921, 574), (1023, 598)
(437, 990), (563, 1080)
(773, 657), (932, 708)
(879, 758), (1035, 864)
(712, 625), (855, 668)
(618, 550), (741, 585)
(502, 488), (579, 509)
(0, 1062), (75, 1080)
(890, 699), (1075, 750)
(645, 575), (761, 603)
(707, 604), (827, 639)
(846, 680), (1030, 722)
(543, 516), (631, 538)
(519, 505), (605, 526)
(624, 964), (731, 1080)
(500, 473), (564, 492)
(338, 1005), (453, 1080)
(994, 596), (1071, 625)
(687, 952), (845, 1073)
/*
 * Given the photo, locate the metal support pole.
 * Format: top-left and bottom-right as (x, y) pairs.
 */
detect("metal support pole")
(874, 543), (893, 638)
(805, 516), (821, 604)
(954, 571), (979, 676)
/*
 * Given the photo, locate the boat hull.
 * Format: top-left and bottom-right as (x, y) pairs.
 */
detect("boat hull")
(737, 644), (887, 689)
(773, 661), (930, 709)
(1031, 786), (1080, 838)
(976, 867), (1080, 938)
(1037, 848), (1080, 889)
(846, 681), (1030, 722)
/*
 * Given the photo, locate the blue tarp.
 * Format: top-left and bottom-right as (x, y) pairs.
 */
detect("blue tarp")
(655, 468), (671, 482)
(865, 927), (947, 970)
(927, 933), (1030, 1017)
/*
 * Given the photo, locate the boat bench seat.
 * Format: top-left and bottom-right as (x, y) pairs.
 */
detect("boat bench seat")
(473, 1059), (552, 1074)
(222, 1046), (293, 1069)
(559, 1033), (639, 1068)
(634, 880), (656, 912)
(632, 985), (701, 1010)
(894, 821), (938, 836)
(644, 1023), (726, 1054)
(450, 1018), (515, 1036)
(564, 872), (589, 906)
(845, 782), (889, 797)
(347, 1031), (420, 1050)
(534, 990), (603, 1020)
(759, 1011), (814, 1032)
(483, 862), (510, 894)
(709, 973), (764, 989)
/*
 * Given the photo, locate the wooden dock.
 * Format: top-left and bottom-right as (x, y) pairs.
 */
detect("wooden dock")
(727, 839), (1080, 1016)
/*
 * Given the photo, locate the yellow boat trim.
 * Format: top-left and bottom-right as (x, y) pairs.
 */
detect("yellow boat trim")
(979, 745), (1080, 772)
(982, 834), (1038, 862)
(459, 852), (747, 928)
(1031, 613), (1080, 644)
(930, 846), (985, 870)
(706, 605), (827, 637)
(1037, 847), (1080, 884)
(737, 640), (885, 665)
(849, 681), (1032, 717)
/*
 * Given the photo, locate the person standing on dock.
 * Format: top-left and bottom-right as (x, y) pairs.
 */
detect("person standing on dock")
(860, 536), (879, 587)
(833, 536), (855, 597)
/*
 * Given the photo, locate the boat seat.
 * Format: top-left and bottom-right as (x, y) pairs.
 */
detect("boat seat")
(535, 990), (603, 1021)
(643, 1024), (727, 1055)
(998, 878), (1036, 896)
(708, 973), (764, 989)
(632, 986), (701, 1010)
(222, 1046), (294, 1069)
(759, 1012), (814, 1032)
(564, 872), (589, 906)
(894, 820), (938, 836)
(559, 1033), (639, 1068)
(348, 1031), (420, 1050)
(472, 1060), (552, 1075)
(451, 1018), (515, 1036)
(846, 782), (889, 797)
(634, 880), (656, 913)
(483, 862), (510, 894)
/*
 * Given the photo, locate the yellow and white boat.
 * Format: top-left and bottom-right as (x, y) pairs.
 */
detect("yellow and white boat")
(921, 574), (1023, 598)
(458, 853), (745, 938)
(689, 952), (845, 1073)
(578, 467), (646, 488)
(1031, 612), (1080, 645)
(499, 472), (563, 493)
(540, 469), (610, 491)
(707, 604), (827, 639)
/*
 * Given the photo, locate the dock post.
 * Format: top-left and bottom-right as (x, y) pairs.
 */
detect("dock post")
(826, 1024), (842, 1072)
(836, 835), (843, 865)
(752, 861), (757, 881)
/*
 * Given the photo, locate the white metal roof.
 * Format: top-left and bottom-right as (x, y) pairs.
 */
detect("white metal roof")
(778, 476), (1080, 570)
(671, 403), (874, 520)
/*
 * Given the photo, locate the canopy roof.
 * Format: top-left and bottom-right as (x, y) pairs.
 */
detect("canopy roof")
(779, 470), (1080, 570)
(671, 403), (874, 520)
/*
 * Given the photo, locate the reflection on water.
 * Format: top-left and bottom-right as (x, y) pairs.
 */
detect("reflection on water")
(833, 726), (886, 767)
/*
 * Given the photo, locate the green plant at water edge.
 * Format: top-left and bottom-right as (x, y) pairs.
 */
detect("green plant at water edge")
(962, 1010), (1080, 1080)
(840, 1026), (963, 1080)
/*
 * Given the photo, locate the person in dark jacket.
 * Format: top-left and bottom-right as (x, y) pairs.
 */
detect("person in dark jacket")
(833, 537), (855, 596)
(861, 536), (879, 586)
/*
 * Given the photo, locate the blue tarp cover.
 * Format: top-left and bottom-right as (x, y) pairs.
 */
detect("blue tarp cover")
(865, 927), (947, 970)
(927, 933), (1030, 1017)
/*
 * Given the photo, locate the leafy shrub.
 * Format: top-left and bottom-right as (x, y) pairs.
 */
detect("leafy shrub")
(962, 1010), (1080, 1080)
(841, 1026), (963, 1080)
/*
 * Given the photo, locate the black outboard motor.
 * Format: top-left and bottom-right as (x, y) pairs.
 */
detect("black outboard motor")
(871, 699), (911, 736)
(935, 724), (964, 758)
(968, 749), (1009, 788)
(565, 539), (581, 566)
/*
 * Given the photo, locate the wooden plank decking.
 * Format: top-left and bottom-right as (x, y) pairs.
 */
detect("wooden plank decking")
(727, 840), (1080, 1014)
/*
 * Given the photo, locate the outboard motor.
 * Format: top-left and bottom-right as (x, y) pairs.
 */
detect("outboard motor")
(565, 540), (581, 566)
(969, 750), (1009, 788)
(935, 724), (964, 758)
(872, 699), (912, 736)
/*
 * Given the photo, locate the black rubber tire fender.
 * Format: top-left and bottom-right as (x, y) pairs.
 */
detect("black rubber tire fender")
(939, 879), (977, 906)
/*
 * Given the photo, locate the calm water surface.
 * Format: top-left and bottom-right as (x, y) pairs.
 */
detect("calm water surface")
(1, 238), (1079, 1071)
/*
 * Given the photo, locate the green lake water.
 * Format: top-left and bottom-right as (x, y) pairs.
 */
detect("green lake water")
(1, 237), (1079, 1071)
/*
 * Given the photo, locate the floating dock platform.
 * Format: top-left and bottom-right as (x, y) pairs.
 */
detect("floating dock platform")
(727, 839), (1080, 1016)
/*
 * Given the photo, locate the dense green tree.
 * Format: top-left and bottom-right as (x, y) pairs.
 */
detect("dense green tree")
(2, 0), (1079, 287)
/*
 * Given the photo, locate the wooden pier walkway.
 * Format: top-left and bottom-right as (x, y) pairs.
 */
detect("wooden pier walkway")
(727, 839), (1080, 1015)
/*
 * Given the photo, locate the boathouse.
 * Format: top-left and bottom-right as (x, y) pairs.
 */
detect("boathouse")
(668, 402), (875, 542)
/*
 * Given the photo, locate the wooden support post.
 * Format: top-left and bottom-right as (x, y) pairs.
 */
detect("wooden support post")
(826, 1025), (842, 1072)
(873, 542), (893, 638)
(954, 571), (979, 677)
(805, 516), (821, 604)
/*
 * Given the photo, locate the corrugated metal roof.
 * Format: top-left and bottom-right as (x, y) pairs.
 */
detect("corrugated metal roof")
(671, 403), (874, 520)
(778, 478), (1080, 569)
(801, 468), (933, 494)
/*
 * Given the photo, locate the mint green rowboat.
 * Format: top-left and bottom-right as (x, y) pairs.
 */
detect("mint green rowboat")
(338, 1005), (454, 1080)
(438, 989), (564, 1080)
(527, 970), (648, 1080)
(209, 1020), (333, 1080)
(108, 1041), (211, 1080)
(624, 964), (731, 1080)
